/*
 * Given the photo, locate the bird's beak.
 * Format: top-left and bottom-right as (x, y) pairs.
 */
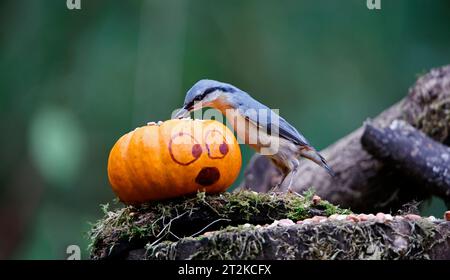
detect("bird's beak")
(173, 107), (191, 119)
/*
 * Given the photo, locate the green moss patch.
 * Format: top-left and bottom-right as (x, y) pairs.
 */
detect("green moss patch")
(89, 190), (350, 259)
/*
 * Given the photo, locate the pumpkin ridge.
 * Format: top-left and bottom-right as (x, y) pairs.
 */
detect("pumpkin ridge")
(122, 129), (154, 203)
(130, 127), (156, 200)
(108, 133), (135, 203)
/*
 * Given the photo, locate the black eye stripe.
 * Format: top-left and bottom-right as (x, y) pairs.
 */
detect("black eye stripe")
(204, 87), (218, 95)
(185, 95), (203, 109)
(185, 101), (194, 110)
(204, 86), (235, 96)
(185, 86), (236, 109)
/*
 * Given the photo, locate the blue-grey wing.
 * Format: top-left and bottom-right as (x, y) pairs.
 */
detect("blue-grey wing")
(276, 115), (310, 146)
(238, 103), (310, 147)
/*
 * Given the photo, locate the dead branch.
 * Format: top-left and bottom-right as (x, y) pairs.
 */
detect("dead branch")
(361, 120), (450, 203)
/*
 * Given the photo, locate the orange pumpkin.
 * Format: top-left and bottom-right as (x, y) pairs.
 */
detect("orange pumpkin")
(107, 119), (242, 204)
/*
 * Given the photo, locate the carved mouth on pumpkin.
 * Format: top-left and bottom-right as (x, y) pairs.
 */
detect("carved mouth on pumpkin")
(195, 167), (220, 186)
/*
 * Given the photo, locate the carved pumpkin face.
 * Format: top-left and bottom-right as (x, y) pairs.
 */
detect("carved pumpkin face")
(107, 119), (242, 204)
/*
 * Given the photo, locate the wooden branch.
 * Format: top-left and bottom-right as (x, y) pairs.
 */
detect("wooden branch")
(361, 120), (450, 202)
(241, 65), (450, 212)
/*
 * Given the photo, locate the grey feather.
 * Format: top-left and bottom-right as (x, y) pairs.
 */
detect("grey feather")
(234, 91), (310, 147)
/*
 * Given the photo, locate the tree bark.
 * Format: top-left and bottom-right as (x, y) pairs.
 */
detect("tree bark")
(89, 191), (450, 260)
(361, 120), (450, 203)
(241, 65), (450, 212)
(145, 219), (450, 260)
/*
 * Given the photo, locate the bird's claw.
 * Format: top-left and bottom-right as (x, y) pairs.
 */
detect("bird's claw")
(268, 183), (281, 193)
(287, 186), (304, 198)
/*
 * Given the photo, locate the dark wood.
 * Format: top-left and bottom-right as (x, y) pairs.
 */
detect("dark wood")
(241, 65), (450, 212)
(362, 120), (450, 203)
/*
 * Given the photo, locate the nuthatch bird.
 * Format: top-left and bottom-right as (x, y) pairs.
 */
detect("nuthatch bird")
(174, 79), (334, 189)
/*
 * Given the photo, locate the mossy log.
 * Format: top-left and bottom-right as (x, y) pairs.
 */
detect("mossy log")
(89, 191), (450, 260)
(147, 218), (450, 260)
(89, 191), (349, 259)
(242, 65), (450, 212)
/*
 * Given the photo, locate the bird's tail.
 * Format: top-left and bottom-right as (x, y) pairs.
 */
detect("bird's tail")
(299, 146), (335, 177)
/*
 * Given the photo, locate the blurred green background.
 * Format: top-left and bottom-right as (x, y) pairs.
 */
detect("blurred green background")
(1, 0), (449, 259)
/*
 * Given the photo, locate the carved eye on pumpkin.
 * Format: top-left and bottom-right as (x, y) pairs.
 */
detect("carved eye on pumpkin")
(169, 132), (203, 165)
(204, 129), (229, 159)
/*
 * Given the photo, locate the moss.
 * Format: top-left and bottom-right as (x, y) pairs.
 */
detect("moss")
(415, 98), (450, 142)
(320, 201), (352, 216)
(286, 189), (350, 220)
(193, 230), (264, 260)
(147, 219), (449, 260)
(89, 189), (350, 259)
(89, 190), (450, 260)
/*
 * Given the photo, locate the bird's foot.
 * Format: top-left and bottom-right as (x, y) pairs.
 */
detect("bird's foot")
(287, 186), (304, 198)
(268, 183), (282, 194)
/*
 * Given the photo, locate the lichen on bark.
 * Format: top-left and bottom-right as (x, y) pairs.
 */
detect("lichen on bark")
(146, 218), (450, 260)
